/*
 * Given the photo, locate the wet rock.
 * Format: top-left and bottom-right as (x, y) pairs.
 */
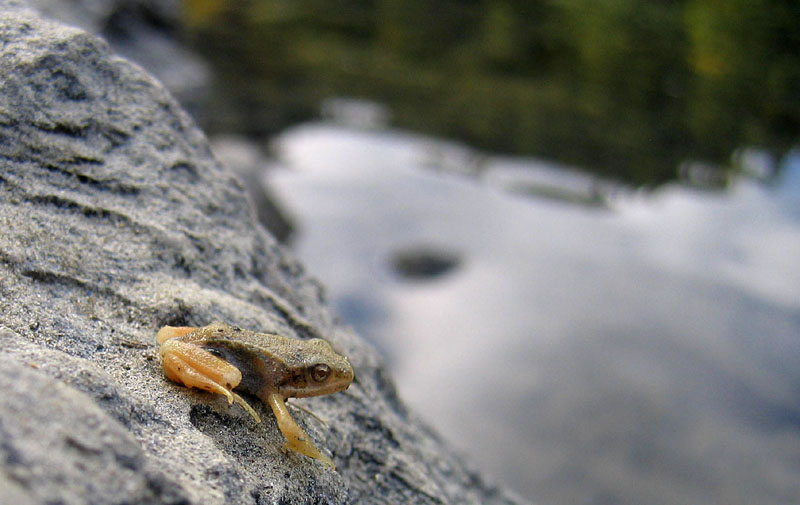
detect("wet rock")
(0, 3), (527, 505)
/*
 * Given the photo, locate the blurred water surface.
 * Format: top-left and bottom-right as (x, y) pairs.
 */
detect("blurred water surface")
(263, 122), (800, 505)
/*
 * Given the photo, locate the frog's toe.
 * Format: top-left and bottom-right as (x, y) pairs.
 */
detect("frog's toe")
(231, 391), (261, 423)
(281, 440), (335, 469)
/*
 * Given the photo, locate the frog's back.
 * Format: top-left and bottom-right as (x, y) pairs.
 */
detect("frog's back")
(196, 322), (310, 373)
(190, 322), (287, 349)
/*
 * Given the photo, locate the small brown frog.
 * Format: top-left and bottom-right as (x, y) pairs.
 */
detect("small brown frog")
(157, 322), (354, 469)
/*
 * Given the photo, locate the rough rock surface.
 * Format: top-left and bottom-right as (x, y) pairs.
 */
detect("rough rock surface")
(25, 0), (210, 115)
(209, 135), (295, 243)
(0, 2), (526, 504)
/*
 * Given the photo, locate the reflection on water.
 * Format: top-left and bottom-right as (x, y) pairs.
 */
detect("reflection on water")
(261, 123), (800, 505)
(186, 0), (800, 186)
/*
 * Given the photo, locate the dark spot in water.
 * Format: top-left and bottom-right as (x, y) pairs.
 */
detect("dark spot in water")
(389, 246), (460, 280)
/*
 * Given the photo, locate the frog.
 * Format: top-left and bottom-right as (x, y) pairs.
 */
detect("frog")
(156, 321), (354, 469)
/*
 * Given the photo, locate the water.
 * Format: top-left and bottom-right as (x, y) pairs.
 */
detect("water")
(263, 123), (800, 505)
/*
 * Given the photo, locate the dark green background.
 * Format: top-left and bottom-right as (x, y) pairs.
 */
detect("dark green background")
(185, 0), (800, 186)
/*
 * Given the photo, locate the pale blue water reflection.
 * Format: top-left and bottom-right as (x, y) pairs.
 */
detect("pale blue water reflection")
(265, 124), (800, 505)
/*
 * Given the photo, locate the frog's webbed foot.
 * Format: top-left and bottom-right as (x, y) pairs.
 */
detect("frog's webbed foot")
(158, 326), (261, 423)
(266, 392), (335, 469)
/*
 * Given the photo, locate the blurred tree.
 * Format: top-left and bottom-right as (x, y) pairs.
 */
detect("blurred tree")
(184, 0), (800, 186)
(685, 0), (800, 155)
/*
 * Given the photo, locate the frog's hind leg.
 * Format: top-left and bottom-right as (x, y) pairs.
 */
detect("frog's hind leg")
(159, 339), (261, 422)
(265, 392), (335, 469)
(160, 341), (237, 401)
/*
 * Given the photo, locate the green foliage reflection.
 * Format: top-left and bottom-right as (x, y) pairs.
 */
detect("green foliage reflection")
(184, 0), (800, 186)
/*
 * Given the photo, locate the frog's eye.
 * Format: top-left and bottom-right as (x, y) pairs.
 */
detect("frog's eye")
(310, 364), (331, 383)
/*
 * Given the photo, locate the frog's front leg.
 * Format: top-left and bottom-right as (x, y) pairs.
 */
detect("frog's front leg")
(158, 326), (261, 422)
(265, 391), (335, 469)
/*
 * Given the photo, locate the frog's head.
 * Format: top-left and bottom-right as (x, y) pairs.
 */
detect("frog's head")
(280, 338), (354, 399)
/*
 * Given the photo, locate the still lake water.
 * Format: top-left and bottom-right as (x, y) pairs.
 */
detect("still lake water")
(259, 123), (800, 505)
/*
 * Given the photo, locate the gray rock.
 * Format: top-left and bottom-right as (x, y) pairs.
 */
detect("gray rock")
(0, 3), (526, 505)
(26, 0), (210, 115)
(210, 135), (295, 243)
